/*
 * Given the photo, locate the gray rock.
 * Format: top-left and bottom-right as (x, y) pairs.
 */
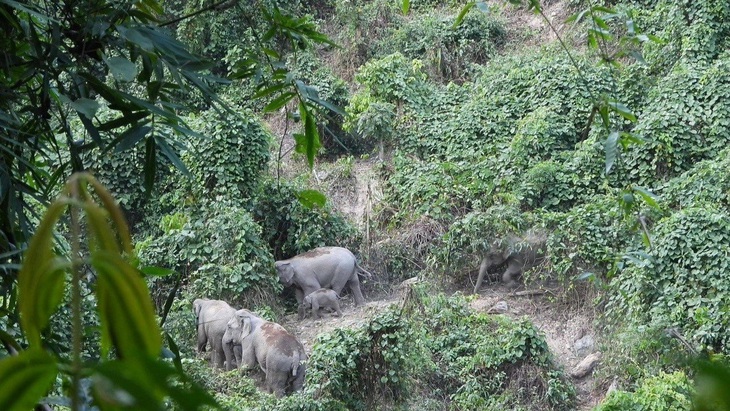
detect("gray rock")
(573, 334), (595, 357)
(487, 301), (509, 314)
(570, 352), (601, 379)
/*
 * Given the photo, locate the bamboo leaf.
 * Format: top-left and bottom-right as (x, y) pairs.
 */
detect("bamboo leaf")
(605, 130), (619, 174)
(94, 251), (162, 359)
(0, 348), (58, 411)
(453, 2), (475, 28)
(17, 201), (69, 347)
(297, 189), (326, 208)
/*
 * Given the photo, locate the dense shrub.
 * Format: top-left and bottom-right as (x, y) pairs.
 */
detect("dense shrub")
(608, 207), (730, 352)
(184, 106), (271, 201)
(434, 204), (533, 284)
(661, 148), (730, 212)
(250, 179), (361, 260)
(594, 371), (693, 411)
(137, 204), (279, 307)
(306, 306), (426, 410)
(546, 195), (636, 282)
(422, 294), (575, 410)
(384, 10), (506, 82)
(378, 154), (496, 224)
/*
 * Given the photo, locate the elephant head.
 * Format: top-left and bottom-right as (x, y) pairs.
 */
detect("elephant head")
(275, 261), (295, 286)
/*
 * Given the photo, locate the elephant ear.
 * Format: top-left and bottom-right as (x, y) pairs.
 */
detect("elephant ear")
(241, 316), (253, 338)
(193, 300), (203, 324)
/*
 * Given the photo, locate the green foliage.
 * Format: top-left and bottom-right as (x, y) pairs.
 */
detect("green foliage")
(624, 57), (730, 186)
(609, 207), (730, 352)
(137, 204), (279, 307)
(379, 154), (496, 224)
(595, 371), (693, 411)
(306, 306), (425, 410)
(596, 324), (687, 387)
(546, 195), (636, 281)
(0, 174), (216, 410)
(384, 9), (506, 82)
(250, 179), (361, 260)
(353, 52), (429, 104)
(184, 106), (272, 200)
(661, 148), (730, 213)
(421, 294), (575, 410)
(436, 204), (531, 279)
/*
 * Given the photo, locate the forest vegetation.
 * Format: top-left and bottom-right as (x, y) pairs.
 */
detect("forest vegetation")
(1, 0), (730, 410)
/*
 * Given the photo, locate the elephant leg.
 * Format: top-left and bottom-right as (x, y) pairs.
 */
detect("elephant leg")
(197, 325), (207, 353)
(502, 261), (522, 288)
(333, 300), (342, 317)
(473, 256), (490, 294)
(212, 337), (225, 369)
(295, 288), (306, 320)
(239, 340), (257, 371)
(234, 345), (242, 368)
(223, 342), (236, 371)
(291, 361), (306, 393)
(347, 277), (366, 306)
(267, 371), (288, 398)
(311, 300), (320, 319)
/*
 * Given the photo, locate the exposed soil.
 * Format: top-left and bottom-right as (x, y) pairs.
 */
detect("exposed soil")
(275, 158), (606, 410)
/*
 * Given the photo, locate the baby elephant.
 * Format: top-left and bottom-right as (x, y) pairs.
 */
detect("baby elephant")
(302, 288), (342, 320)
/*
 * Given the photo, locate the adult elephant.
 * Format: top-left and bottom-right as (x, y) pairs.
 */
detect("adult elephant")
(275, 247), (370, 316)
(473, 232), (547, 293)
(225, 309), (307, 397)
(193, 298), (236, 369)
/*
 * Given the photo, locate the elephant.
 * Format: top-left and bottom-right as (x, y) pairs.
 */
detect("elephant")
(302, 288), (342, 320)
(473, 232), (547, 293)
(225, 309), (307, 397)
(193, 298), (237, 368)
(275, 247), (370, 318)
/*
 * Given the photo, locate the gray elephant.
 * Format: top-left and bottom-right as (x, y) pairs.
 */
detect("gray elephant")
(227, 309), (307, 397)
(276, 247), (370, 317)
(473, 232), (547, 293)
(303, 288), (342, 320)
(193, 298), (236, 368)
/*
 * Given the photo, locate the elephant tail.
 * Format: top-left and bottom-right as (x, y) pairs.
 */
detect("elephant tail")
(292, 351), (307, 377)
(355, 262), (372, 278)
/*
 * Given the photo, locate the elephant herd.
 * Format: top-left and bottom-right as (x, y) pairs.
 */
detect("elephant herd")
(193, 246), (371, 397)
(193, 239), (548, 396)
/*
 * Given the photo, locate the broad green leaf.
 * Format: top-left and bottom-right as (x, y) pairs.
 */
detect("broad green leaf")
(294, 102), (321, 169)
(0, 348), (58, 411)
(252, 82), (289, 99)
(608, 100), (637, 121)
(475, 2), (489, 13)
(297, 189), (326, 208)
(155, 136), (190, 176)
(566, 8), (589, 24)
(633, 186), (660, 209)
(605, 130), (619, 173)
(94, 251), (162, 359)
(401, 0), (409, 14)
(70, 98), (100, 120)
(140, 266), (176, 277)
(453, 2), (475, 28)
(115, 125), (151, 152)
(107, 56), (138, 82)
(144, 136), (156, 194)
(576, 272), (595, 281)
(17, 201), (69, 347)
(263, 92), (295, 113)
